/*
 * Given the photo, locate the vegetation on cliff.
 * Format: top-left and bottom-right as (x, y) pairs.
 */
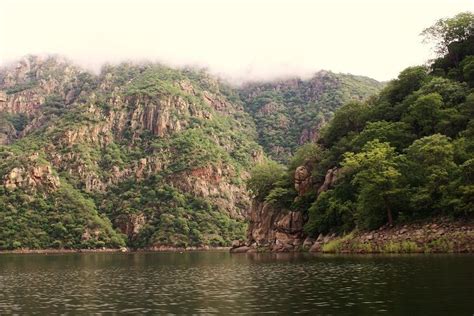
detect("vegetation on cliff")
(248, 12), (474, 241)
(0, 47), (381, 250)
(4, 13), (470, 252)
(239, 73), (384, 162)
(0, 59), (262, 250)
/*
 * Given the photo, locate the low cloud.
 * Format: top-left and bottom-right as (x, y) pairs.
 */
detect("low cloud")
(1, 0), (473, 82)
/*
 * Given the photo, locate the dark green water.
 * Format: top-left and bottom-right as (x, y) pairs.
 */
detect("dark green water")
(0, 252), (472, 315)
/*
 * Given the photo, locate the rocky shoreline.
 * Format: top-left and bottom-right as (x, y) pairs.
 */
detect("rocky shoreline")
(231, 217), (474, 254)
(0, 246), (231, 255)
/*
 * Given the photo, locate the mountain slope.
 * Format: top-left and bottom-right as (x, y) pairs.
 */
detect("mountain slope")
(239, 71), (384, 162)
(239, 13), (474, 253)
(0, 56), (261, 250)
(0, 56), (382, 250)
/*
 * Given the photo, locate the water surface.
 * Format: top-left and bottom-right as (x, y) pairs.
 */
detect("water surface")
(0, 252), (472, 315)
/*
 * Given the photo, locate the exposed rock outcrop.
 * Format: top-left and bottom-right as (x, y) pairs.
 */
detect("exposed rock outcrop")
(242, 200), (306, 252)
(3, 158), (60, 192)
(0, 88), (45, 114)
(0, 119), (16, 145)
(235, 163), (342, 253)
(317, 167), (339, 194)
(0, 56), (83, 116)
(115, 213), (146, 240)
(294, 165), (312, 196)
(170, 165), (250, 219)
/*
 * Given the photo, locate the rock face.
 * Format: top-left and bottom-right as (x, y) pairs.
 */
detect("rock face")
(3, 161), (60, 192)
(294, 165), (312, 196)
(0, 56), (82, 116)
(2, 153), (60, 193)
(0, 56), (263, 249)
(1, 88), (45, 114)
(115, 213), (146, 240)
(317, 167), (339, 194)
(245, 200), (306, 252)
(170, 165), (250, 219)
(239, 163), (341, 253)
(0, 119), (16, 145)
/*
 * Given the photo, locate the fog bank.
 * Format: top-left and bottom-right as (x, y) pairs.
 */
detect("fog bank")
(1, 0), (473, 82)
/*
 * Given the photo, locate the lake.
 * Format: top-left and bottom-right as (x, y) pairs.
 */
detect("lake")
(0, 252), (472, 315)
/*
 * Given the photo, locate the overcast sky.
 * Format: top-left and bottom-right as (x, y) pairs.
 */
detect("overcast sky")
(1, 0), (473, 82)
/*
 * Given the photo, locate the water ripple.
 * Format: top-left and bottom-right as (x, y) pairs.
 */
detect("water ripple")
(0, 252), (472, 315)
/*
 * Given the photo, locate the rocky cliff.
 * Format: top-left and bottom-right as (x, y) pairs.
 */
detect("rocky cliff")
(232, 163), (340, 253)
(0, 56), (262, 250)
(244, 200), (308, 252)
(0, 55), (381, 251)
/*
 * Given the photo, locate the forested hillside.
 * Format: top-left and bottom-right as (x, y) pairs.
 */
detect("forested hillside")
(0, 52), (381, 250)
(3, 12), (470, 253)
(0, 58), (262, 250)
(239, 72), (383, 162)
(246, 12), (474, 249)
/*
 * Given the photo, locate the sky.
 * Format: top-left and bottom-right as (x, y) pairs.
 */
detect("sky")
(1, 0), (473, 83)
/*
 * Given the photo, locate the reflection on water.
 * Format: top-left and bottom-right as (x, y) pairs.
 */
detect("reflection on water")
(0, 252), (472, 315)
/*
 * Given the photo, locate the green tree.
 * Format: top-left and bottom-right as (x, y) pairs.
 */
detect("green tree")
(403, 93), (443, 136)
(404, 134), (459, 216)
(422, 12), (474, 55)
(418, 77), (467, 106)
(343, 140), (402, 228)
(461, 55), (474, 86)
(454, 159), (474, 215)
(305, 181), (356, 235)
(321, 101), (369, 146)
(384, 66), (429, 104)
(246, 160), (286, 201)
(287, 143), (322, 172)
(351, 121), (415, 152)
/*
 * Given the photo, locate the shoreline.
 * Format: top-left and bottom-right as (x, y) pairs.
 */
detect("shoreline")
(0, 246), (231, 255)
(310, 218), (474, 254)
(3, 218), (473, 255)
(231, 217), (474, 254)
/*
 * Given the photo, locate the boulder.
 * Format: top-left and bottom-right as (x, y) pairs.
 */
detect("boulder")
(303, 237), (315, 249)
(246, 200), (306, 252)
(231, 240), (243, 248)
(317, 167), (339, 194)
(230, 246), (250, 253)
(294, 165), (311, 196)
(309, 242), (322, 252)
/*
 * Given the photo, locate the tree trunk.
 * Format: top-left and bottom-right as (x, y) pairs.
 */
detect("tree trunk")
(386, 205), (393, 227)
(383, 196), (393, 227)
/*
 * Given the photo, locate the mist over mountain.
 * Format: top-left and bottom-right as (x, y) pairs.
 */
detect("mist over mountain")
(2, 0), (473, 83)
(1, 1), (474, 315)
(0, 0), (472, 253)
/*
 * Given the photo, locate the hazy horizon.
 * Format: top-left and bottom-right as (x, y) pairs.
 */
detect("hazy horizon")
(1, 0), (473, 83)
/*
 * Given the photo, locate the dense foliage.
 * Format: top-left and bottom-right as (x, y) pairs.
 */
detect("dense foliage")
(249, 12), (474, 236)
(0, 59), (258, 250)
(1, 12), (472, 250)
(100, 178), (246, 248)
(239, 72), (384, 162)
